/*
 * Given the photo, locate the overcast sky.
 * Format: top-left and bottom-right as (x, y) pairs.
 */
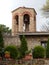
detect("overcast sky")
(0, 0), (46, 31)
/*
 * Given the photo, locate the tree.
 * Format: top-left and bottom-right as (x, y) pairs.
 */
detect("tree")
(41, 0), (49, 31)
(46, 38), (49, 58)
(0, 24), (11, 34)
(0, 31), (4, 56)
(0, 31), (4, 48)
(42, 0), (49, 17)
(20, 35), (28, 58)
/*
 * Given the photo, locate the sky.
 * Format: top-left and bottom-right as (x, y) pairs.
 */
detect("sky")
(0, 0), (46, 31)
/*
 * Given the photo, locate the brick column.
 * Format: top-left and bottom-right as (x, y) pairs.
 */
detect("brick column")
(29, 16), (36, 32)
(19, 15), (23, 32)
(12, 17), (18, 36)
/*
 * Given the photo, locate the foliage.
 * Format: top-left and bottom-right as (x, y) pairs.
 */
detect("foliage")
(42, 0), (49, 12)
(46, 38), (49, 58)
(20, 35), (28, 58)
(0, 31), (4, 48)
(20, 35), (23, 41)
(16, 46), (22, 59)
(5, 51), (10, 54)
(0, 24), (11, 34)
(0, 31), (4, 57)
(41, 0), (49, 31)
(5, 45), (18, 59)
(41, 0), (49, 18)
(33, 46), (45, 58)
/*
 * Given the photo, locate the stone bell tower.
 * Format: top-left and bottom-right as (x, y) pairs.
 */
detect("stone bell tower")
(12, 7), (37, 36)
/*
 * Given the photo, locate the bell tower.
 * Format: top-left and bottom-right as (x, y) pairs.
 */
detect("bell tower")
(12, 7), (37, 36)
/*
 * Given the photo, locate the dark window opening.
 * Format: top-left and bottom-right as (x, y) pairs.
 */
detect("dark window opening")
(41, 41), (47, 48)
(23, 14), (30, 32)
(15, 15), (19, 24)
(24, 14), (30, 24)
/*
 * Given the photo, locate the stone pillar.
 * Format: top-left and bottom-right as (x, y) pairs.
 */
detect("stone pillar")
(12, 17), (16, 36)
(19, 15), (23, 32)
(29, 16), (36, 32)
(12, 17), (18, 36)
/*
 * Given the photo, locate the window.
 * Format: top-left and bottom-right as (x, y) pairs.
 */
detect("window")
(23, 14), (30, 32)
(15, 15), (19, 24)
(24, 14), (30, 24)
(41, 41), (47, 48)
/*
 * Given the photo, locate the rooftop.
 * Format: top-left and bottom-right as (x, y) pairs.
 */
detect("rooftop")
(12, 7), (37, 14)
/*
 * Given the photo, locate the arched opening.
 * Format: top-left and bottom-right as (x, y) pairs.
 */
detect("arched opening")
(23, 14), (30, 32)
(15, 15), (19, 32)
(15, 15), (19, 24)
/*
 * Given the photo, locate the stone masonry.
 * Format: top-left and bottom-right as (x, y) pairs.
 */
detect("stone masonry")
(3, 34), (48, 50)
(3, 7), (49, 50)
(12, 7), (37, 36)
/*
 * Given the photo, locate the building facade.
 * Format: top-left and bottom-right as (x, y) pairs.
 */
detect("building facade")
(4, 7), (49, 50)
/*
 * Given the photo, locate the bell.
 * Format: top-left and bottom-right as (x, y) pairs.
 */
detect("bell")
(25, 18), (28, 21)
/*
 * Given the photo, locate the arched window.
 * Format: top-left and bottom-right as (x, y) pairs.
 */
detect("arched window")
(23, 14), (30, 32)
(24, 14), (30, 24)
(15, 15), (19, 24)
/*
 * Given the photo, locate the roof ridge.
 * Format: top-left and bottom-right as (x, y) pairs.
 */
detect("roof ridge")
(11, 7), (37, 14)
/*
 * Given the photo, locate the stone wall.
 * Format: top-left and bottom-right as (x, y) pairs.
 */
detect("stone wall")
(3, 35), (41, 49)
(0, 59), (49, 65)
(3, 35), (20, 47)
(3, 35), (48, 50)
(24, 59), (49, 65)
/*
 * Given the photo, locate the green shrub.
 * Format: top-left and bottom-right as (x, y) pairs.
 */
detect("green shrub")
(5, 45), (18, 59)
(33, 46), (45, 58)
(46, 38), (49, 58)
(5, 51), (10, 54)
(0, 31), (4, 57)
(0, 31), (4, 48)
(20, 35), (28, 58)
(16, 46), (22, 59)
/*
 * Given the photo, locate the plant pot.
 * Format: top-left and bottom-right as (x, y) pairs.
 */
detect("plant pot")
(5, 51), (10, 59)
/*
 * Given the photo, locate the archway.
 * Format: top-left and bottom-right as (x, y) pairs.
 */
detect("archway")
(23, 14), (30, 32)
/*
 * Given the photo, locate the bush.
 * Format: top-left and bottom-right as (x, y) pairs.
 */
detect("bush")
(20, 35), (28, 58)
(5, 45), (18, 59)
(46, 38), (49, 58)
(0, 31), (4, 57)
(33, 46), (45, 58)
(16, 46), (22, 59)
(0, 31), (4, 48)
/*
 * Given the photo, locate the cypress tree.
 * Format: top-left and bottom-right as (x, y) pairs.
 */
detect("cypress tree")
(46, 38), (49, 58)
(0, 31), (4, 50)
(20, 35), (28, 58)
